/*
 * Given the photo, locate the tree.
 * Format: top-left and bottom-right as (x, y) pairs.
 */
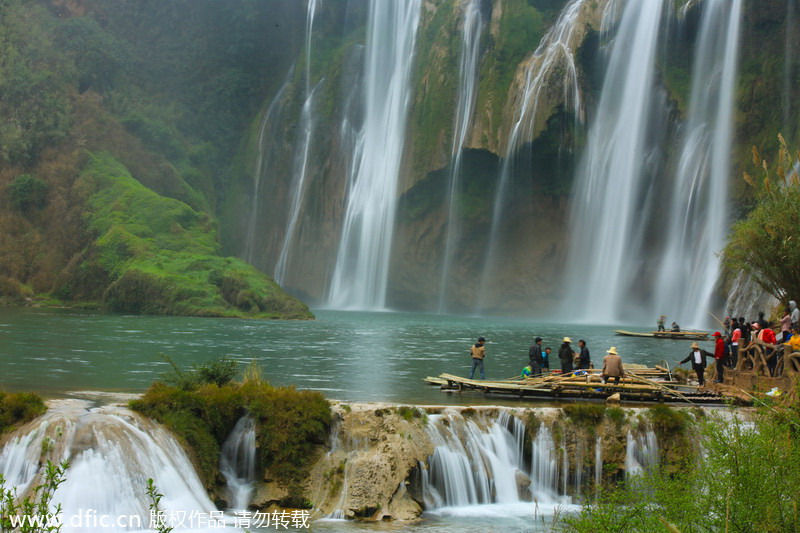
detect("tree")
(723, 134), (800, 303)
(9, 174), (49, 213)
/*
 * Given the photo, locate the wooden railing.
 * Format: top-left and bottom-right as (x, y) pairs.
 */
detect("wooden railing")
(733, 339), (800, 378)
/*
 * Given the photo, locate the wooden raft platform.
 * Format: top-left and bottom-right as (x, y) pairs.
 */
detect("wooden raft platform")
(615, 329), (709, 340)
(431, 368), (729, 404)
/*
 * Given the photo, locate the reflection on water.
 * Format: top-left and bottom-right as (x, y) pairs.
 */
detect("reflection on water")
(0, 307), (696, 403)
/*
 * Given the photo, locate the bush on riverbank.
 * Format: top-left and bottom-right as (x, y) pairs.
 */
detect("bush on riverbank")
(130, 362), (331, 505)
(0, 391), (46, 434)
(560, 386), (800, 532)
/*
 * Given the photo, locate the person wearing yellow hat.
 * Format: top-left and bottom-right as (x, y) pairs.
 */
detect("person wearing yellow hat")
(558, 337), (575, 374)
(601, 347), (625, 385)
(678, 341), (713, 387)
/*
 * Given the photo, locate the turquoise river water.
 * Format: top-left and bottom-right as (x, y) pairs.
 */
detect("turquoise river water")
(0, 306), (704, 403)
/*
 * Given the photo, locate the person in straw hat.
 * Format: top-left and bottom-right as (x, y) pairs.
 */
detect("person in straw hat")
(678, 341), (713, 387)
(601, 347), (625, 385)
(558, 337), (575, 374)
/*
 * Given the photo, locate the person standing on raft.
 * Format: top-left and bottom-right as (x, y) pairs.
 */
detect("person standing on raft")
(529, 337), (544, 376)
(679, 342), (713, 387)
(558, 337), (575, 374)
(469, 336), (487, 380)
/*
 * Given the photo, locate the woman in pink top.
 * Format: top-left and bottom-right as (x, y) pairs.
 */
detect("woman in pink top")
(781, 307), (792, 343)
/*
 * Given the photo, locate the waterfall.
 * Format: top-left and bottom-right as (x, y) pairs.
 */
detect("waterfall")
(437, 0), (483, 313)
(529, 424), (559, 502)
(327, 0), (421, 310)
(564, 0), (666, 323)
(0, 400), (217, 533)
(244, 67), (293, 266)
(273, 84), (320, 285)
(594, 435), (602, 490)
(421, 411), (528, 509)
(0, 421), (56, 494)
(219, 416), (257, 511)
(625, 429), (659, 477)
(477, 0), (589, 310)
(273, 0), (320, 285)
(652, 0), (743, 327)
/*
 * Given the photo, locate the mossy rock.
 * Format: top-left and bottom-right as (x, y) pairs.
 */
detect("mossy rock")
(130, 378), (332, 490)
(75, 152), (313, 319)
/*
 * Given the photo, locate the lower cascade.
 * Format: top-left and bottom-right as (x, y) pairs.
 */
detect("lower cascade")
(0, 399), (218, 532)
(0, 401), (696, 526)
(219, 415), (257, 511)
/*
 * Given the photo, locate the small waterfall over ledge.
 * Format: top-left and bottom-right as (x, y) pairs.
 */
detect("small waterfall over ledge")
(219, 415), (257, 511)
(0, 400), (219, 532)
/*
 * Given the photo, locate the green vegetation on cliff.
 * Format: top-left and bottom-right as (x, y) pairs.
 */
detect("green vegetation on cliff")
(75, 152), (312, 318)
(131, 360), (331, 505)
(724, 136), (800, 303)
(0, 0), (312, 318)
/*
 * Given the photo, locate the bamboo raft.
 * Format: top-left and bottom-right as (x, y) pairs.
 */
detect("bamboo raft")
(615, 329), (709, 340)
(425, 366), (730, 404)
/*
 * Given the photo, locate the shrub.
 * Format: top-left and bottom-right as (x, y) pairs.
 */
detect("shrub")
(563, 403), (605, 426)
(0, 391), (47, 434)
(723, 135), (800, 302)
(160, 355), (240, 391)
(9, 174), (48, 213)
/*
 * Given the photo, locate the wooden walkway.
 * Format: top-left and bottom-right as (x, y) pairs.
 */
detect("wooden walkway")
(425, 367), (733, 404)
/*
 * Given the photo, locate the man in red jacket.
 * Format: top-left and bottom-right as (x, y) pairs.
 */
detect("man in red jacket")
(712, 331), (725, 383)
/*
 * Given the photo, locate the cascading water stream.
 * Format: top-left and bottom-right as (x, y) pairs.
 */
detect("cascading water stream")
(529, 423), (559, 502)
(274, 83), (321, 285)
(244, 67), (293, 265)
(421, 411), (528, 509)
(624, 429), (659, 478)
(327, 0), (421, 310)
(437, 0), (483, 313)
(476, 0), (589, 310)
(0, 400), (219, 533)
(652, 0), (743, 327)
(564, 0), (665, 323)
(273, 0), (320, 285)
(219, 416), (257, 511)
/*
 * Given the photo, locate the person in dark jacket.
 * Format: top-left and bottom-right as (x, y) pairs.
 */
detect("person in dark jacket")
(739, 316), (750, 344)
(558, 337), (574, 374)
(679, 342), (714, 387)
(529, 337), (544, 375)
(577, 339), (591, 370)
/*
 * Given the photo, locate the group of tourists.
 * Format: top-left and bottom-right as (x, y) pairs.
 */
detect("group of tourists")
(468, 335), (626, 385)
(677, 302), (800, 385)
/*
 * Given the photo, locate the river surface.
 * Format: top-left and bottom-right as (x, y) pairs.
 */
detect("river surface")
(0, 306), (704, 403)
